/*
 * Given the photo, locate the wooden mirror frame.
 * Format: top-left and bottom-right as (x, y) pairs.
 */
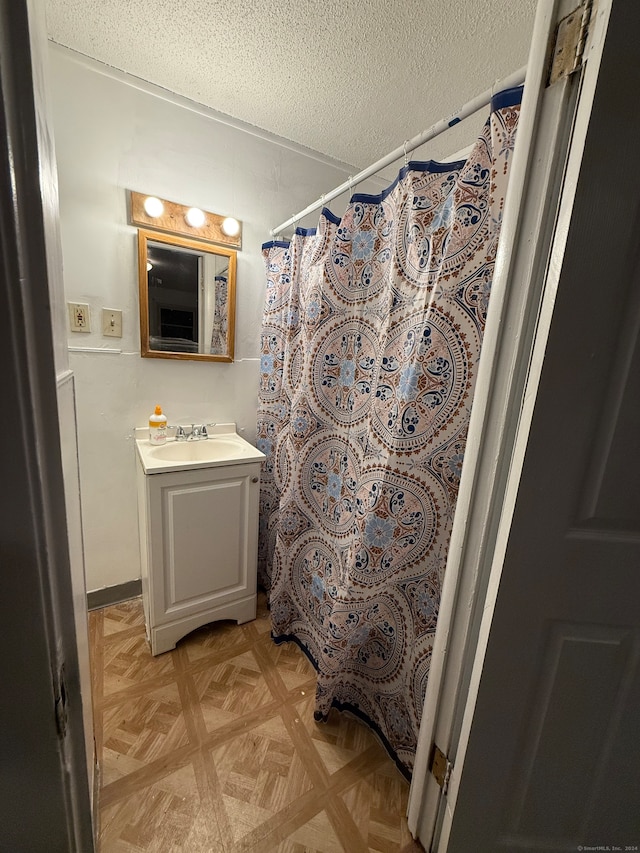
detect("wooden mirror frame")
(138, 229), (236, 362)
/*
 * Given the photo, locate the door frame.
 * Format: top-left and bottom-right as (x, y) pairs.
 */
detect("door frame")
(0, 0), (94, 848)
(407, 0), (613, 847)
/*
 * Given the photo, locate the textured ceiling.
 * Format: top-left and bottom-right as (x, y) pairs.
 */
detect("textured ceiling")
(45, 0), (537, 171)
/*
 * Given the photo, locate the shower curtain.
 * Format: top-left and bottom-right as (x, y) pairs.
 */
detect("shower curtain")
(210, 275), (228, 354)
(257, 86), (522, 776)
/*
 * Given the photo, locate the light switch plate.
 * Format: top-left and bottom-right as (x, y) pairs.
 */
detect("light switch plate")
(68, 302), (90, 332)
(102, 308), (123, 338)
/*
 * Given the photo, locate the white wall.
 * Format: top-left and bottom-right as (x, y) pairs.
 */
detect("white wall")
(49, 45), (384, 593)
(28, 21), (96, 803)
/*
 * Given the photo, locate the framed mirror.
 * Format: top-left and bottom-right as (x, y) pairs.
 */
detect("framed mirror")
(138, 229), (236, 362)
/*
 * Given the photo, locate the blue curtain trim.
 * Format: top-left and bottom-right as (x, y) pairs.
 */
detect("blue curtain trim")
(351, 156), (467, 206)
(263, 83), (524, 252)
(491, 83), (524, 112)
(272, 629), (412, 781)
(321, 207), (342, 225)
(262, 239), (291, 250)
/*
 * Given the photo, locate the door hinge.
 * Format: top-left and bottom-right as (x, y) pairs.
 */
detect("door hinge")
(54, 663), (68, 739)
(430, 743), (452, 795)
(548, 0), (593, 86)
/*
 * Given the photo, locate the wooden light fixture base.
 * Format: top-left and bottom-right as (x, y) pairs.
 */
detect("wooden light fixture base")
(129, 191), (242, 249)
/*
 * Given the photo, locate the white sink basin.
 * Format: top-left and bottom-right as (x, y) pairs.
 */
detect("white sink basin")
(135, 424), (265, 474)
(148, 437), (249, 463)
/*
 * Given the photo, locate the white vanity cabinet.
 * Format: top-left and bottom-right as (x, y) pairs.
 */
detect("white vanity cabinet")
(135, 428), (264, 655)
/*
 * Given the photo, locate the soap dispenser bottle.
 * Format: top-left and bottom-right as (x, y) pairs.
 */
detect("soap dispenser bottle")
(149, 405), (168, 445)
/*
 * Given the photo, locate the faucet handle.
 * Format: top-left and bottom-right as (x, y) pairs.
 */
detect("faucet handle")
(200, 425), (208, 439)
(175, 425), (187, 441)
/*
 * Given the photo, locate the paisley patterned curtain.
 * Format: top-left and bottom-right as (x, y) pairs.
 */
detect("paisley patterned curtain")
(210, 275), (228, 354)
(257, 87), (522, 776)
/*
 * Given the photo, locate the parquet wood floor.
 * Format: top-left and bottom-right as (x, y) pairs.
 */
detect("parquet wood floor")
(90, 595), (424, 852)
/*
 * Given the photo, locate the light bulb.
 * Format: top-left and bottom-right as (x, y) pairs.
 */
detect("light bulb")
(185, 207), (206, 228)
(221, 217), (240, 237)
(147, 261), (153, 272)
(143, 196), (164, 218)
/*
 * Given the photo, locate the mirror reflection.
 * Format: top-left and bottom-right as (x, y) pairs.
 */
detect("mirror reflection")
(138, 229), (236, 361)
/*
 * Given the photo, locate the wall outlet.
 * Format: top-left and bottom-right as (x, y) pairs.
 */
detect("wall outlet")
(68, 302), (90, 332)
(102, 308), (123, 338)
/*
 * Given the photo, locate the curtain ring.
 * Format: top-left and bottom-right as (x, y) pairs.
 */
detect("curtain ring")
(403, 141), (409, 167)
(321, 193), (326, 210)
(348, 175), (353, 197)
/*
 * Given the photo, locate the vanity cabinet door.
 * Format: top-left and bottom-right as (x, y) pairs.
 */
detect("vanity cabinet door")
(146, 461), (260, 627)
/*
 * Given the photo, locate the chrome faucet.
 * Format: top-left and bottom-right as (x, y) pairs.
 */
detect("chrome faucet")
(167, 422), (216, 441)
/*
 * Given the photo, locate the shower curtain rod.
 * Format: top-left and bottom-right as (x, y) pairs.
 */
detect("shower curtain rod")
(270, 64), (527, 238)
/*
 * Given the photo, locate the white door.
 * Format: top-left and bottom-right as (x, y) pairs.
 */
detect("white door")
(411, 0), (640, 849)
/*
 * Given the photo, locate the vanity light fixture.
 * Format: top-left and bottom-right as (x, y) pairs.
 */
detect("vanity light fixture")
(185, 207), (206, 228)
(129, 190), (242, 249)
(221, 217), (240, 237)
(143, 196), (164, 218)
